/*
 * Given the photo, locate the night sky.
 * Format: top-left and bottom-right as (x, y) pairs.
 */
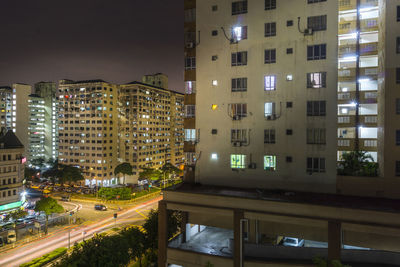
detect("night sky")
(0, 0), (184, 91)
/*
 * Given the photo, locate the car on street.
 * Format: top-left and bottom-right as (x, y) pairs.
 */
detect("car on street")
(94, 204), (107, 211)
(0, 236), (4, 247)
(7, 230), (16, 243)
(282, 237), (304, 247)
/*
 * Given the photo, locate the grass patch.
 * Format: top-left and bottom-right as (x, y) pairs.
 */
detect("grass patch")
(111, 227), (120, 232)
(132, 187), (160, 199)
(20, 247), (67, 267)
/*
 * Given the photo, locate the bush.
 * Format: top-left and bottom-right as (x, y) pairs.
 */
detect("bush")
(98, 187), (132, 200)
(20, 247), (67, 267)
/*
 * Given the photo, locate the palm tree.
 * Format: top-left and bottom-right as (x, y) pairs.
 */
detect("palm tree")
(337, 150), (378, 177)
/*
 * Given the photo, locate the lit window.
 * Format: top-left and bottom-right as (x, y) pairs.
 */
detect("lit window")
(264, 155), (276, 171)
(212, 80), (218, 86)
(286, 75), (293, 81)
(212, 104), (218, 110)
(231, 154), (246, 169)
(232, 26), (247, 41)
(307, 72), (326, 88)
(264, 75), (276, 91)
(264, 102), (276, 117)
(211, 153), (218, 160)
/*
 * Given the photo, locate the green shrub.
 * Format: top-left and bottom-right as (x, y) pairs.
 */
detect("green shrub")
(98, 187), (132, 200)
(20, 247), (67, 267)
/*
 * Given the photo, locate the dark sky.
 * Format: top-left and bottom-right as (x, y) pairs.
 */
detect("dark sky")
(0, 0), (184, 91)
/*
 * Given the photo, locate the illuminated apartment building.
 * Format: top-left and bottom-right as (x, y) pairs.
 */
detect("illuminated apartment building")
(159, 1), (400, 266)
(0, 87), (12, 131)
(58, 80), (118, 186)
(118, 77), (184, 184)
(28, 82), (58, 165)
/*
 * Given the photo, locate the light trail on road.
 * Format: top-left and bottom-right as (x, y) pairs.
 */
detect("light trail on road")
(0, 196), (161, 267)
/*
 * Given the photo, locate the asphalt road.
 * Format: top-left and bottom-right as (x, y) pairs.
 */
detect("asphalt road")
(0, 196), (161, 267)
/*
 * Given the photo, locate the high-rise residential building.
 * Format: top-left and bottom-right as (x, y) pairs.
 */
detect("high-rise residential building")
(183, 0), (197, 182)
(118, 78), (184, 184)
(142, 73), (169, 89)
(58, 80), (118, 186)
(0, 84), (32, 156)
(0, 130), (25, 213)
(159, 1), (400, 266)
(28, 82), (58, 165)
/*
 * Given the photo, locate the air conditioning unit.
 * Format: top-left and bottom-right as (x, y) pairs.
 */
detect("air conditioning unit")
(304, 28), (313, 35)
(248, 163), (257, 169)
(232, 142), (242, 147)
(185, 42), (195, 49)
(233, 115), (241, 121)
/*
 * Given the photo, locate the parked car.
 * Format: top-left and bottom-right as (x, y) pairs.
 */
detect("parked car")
(0, 236), (4, 247)
(282, 237), (304, 247)
(94, 204), (107, 211)
(61, 195), (71, 202)
(7, 230), (16, 243)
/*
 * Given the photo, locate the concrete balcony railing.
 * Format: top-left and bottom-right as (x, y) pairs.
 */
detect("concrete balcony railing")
(337, 90), (378, 104)
(338, 42), (378, 57)
(337, 138), (377, 151)
(339, 18), (379, 35)
(337, 115), (378, 126)
(338, 67), (378, 81)
(339, 0), (378, 11)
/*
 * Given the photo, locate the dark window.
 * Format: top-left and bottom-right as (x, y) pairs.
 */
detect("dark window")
(264, 129), (276, 144)
(287, 48), (293, 54)
(307, 101), (326, 116)
(264, 22), (276, 37)
(397, 6), (400, 21)
(211, 129), (218, 135)
(397, 68), (400, 84)
(286, 102), (293, 108)
(230, 103), (247, 118)
(396, 37), (400, 53)
(307, 157), (326, 173)
(396, 99), (400, 114)
(308, 0), (326, 3)
(265, 0), (276, 10)
(307, 72), (327, 88)
(307, 44), (327, 60)
(264, 49), (276, 64)
(212, 5), (218, 11)
(396, 161), (400, 176)
(212, 30), (218, 36)
(232, 0), (247, 15)
(397, 130), (400, 145)
(307, 15), (327, 31)
(307, 128), (326, 144)
(286, 129), (293, 135)
(185, 57), (196, 70)
(287, 20), (293, 27)
(212, 55), (218, 61)
(232, 78), (248, 92)
(231, 51), (248, 66)
(286, 156), (292, 163)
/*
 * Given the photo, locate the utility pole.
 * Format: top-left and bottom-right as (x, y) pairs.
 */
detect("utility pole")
(68, 230), (71, 249)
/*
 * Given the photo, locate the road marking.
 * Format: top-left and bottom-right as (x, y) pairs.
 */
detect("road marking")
(135, 209), (148, 219)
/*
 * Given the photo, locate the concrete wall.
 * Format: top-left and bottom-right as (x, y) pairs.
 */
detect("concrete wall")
(195, 0), (338, 193)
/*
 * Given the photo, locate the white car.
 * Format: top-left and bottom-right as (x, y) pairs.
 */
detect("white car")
(282, 237), (304, 247)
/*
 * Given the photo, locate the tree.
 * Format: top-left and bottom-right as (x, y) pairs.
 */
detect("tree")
(160, 163), (182, 187)
(34, 197), (64, 234)
(122, 227), (146, 267)
(337, 150), (378, 177)
(114, 162), (133, 185)
(139, 168), (162, 181)
(24, 167), (38, 180)
(61, 165), (84, 184)
(31, 157), (46, 169)
(4, 209), (28, 222)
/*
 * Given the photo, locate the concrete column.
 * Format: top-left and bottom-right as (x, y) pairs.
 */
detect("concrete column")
(328, 220), (342, 262)
(158, 200), (168, 267)
(181, 211), (189, 243)
(234, 210), (244, 267)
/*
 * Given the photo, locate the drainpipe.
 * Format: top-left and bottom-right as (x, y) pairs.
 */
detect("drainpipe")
(239, 219), (248, 267)
(355, 0), (361, 151)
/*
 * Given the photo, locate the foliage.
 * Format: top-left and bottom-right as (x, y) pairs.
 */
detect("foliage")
(20, 247), (67, 267)
(56, 209), (181, 267)
(132, 187), (159, 199)
(114, 162), (133, 185)
(312, 257), (352, 267)
(160, 163), (182, 178)
(205, 262), (215, 267)
(337, 150), (378, 177)
(34, 197), (64, 234)
(98, 187), (132, 200)
(139, 168), (162, 181)
(31, 157), (46, 169)
(25, 167), (38, 180)
(42, 161), (83, 184)
(4, 209), (28, 222)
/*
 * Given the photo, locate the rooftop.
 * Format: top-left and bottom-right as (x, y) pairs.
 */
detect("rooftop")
(61, 79), (108, 85)
(123, 81), (183, 95)
(166, 183), (400, 214)
(0, 130), (24, 149)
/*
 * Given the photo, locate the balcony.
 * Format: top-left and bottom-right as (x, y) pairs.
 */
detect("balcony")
(338, 67), (378, 82)
(339, 18), (378, 35)
(338, 42), (378, 58)
(337, 90), (377, 104)
(339, 0), (378, 11)
(337, 138), (377, 151)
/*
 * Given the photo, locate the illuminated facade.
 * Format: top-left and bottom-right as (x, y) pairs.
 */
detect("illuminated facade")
(28, 82), (58, 165)
(118, 79), (184, 184)
(58, 80), (118, 186)
(159, 1), (400, 267)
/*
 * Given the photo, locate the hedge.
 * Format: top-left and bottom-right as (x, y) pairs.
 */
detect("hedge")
(20, 247), (67, 267)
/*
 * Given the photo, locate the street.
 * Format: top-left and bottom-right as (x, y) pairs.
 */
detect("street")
(0, 196), (161, 267)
